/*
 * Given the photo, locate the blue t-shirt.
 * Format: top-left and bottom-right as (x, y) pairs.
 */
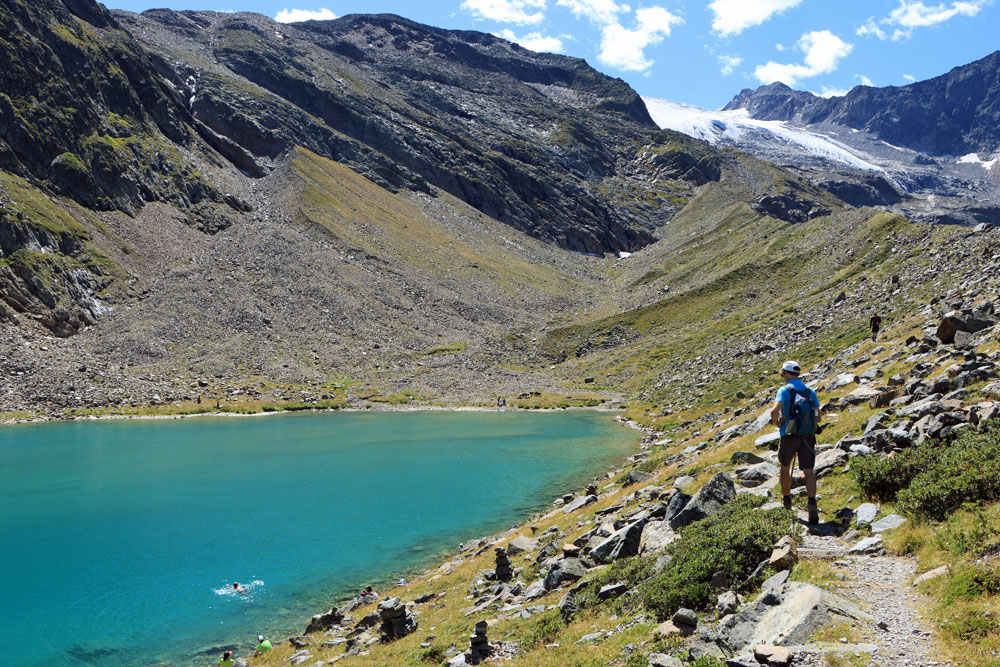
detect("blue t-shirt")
(776, 379), (819, 437)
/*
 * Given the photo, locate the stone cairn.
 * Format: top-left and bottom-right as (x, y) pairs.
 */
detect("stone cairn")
(377, 597), (417, 640)
(468, 620), (492, 664)
(494, 547), (512, 582)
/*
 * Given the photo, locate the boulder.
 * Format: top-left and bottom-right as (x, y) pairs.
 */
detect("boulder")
(591, 518), (648, 563)
(812, 448), (848, 476)
(628, 470), (655, 485)
(843, 386), (882, 405)
(753, 644), (792, 666)
(717, 590), (740, 615)
(597, 583), (628, 600)
(672, 607), (699, 628)
(706, 582), (873, 656)
(639, 520), (679, 555)
(849, 536), (883, 554)
(506, 535), (539, 555)
(830, 373), (859, 389)
(648, 654), (684, 667)
(855, 503), (879, 527)
(736, 462), (779, 485)
(543, 558), (588, 590)
(669, 473), (735, 530)
(305, 607), (346, 634)
(664, 492), (691, 522)
(913, 565), (949, 586)
(870, 514), (906, 533)
(673, 475), (695, 489)
(768, 536), (798, 570)
(730, 451), (765, 465)
(755, 432), (781, 448)
(562, 494), (597, 514)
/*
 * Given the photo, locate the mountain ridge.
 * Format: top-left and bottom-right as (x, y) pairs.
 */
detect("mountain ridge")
(723, 50), (1000, 157)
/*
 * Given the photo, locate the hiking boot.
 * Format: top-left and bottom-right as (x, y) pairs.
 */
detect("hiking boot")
(782, 495), (792, 511)
(807, 499), (819, 524)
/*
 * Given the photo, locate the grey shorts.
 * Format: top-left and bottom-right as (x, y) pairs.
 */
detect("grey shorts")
(778, 434), (816, 469)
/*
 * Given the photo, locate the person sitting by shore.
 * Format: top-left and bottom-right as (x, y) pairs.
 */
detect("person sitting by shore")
(218, 650), (235, 667)
(358, 585), (377, 599)
(253, 634), (272, 657)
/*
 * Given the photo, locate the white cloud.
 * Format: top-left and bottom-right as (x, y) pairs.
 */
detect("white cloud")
(857, 1), (986, 40)
(275, 7), (337, 23)
(708, 0), (803, 36)
(597, 6), (682, 72)
(754, 30), (853, 86)
(775, 42), (786, 51)
(556, 0), (629, 24)
(496, 28), (566, 51)
(856, 17), (887, 38)
(903, 73), (917, 81)
(819, 86), (849, 97)
(461, 0), (547, 25)
(718, 54), (742, 75)
(857, 74), (874, 85)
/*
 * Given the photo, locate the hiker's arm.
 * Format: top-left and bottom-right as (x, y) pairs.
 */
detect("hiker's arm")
(770, 400), (784, 426)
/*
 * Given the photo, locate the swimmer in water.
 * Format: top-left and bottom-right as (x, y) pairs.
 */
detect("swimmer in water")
(232, 582), (246, 595)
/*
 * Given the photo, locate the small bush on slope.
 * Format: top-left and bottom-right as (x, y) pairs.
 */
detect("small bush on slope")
(853, 420), (1000, 519)
(638, 495), (796, 619)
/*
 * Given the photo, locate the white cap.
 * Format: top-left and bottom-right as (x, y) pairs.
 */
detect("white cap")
(780, 360), (801, 374)
(258, 635), (264, 642)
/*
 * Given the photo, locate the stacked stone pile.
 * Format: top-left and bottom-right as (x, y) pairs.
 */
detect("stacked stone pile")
(494, 547), (512, 582)
(376, 597), (417, 640)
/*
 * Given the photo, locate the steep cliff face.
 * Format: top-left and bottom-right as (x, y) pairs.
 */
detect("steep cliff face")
(116, 9), (722, 255)
(724, 51), (1000, 157)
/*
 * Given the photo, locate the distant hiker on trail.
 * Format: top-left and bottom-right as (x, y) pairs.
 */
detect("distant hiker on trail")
(218, 650), (235, 667)
(497, 396), (506, 407)
(253, 635), (272, 657)
(770, 360), (822, 524)
(869, 312), (882, 342)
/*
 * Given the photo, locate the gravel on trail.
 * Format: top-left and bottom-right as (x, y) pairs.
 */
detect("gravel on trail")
(799, 533), (949, 667)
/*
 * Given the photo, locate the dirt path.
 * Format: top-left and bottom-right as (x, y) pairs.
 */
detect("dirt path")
(801, 534), (946, 667)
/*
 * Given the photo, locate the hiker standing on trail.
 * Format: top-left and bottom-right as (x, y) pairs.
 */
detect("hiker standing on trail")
(770, 361), (822, 524)
(869, 312), (882, 342)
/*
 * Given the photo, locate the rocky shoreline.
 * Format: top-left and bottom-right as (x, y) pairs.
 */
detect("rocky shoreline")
(213, 414), (656, 665)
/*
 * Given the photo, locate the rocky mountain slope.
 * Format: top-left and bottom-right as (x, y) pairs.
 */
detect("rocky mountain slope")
(0, 0), (854, 416)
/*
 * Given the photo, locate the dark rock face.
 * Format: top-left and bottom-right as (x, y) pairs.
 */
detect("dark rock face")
(0, 0), (238, 218)
(115, 10), (721, 255)
(669, 472), (735, 530)
(724, 51), (1000, 156)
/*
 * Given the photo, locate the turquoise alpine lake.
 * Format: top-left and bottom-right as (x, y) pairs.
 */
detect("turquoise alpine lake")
(0, 410), (639, 666)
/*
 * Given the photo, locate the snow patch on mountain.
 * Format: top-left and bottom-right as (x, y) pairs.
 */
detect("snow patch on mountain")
(958, 152), (998, 169)
(642, 97), (886, 174)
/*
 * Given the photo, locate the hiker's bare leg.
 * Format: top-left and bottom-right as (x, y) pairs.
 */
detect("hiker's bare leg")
(803, 469), (817, 498)
(780, 465), (792, 497)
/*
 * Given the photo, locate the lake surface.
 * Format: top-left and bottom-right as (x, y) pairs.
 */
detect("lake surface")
(0, 410), (638, 666)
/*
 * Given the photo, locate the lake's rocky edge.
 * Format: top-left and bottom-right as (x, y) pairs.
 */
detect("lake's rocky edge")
(232, 289), (1000, 667)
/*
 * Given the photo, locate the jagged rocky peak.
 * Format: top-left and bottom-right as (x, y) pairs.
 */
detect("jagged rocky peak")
(722, 82), (822, 122)
(723, 50), (1000, 157)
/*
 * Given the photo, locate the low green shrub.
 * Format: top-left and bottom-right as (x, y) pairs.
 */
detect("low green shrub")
(943, 565), (1000, 605)
(637, 495), (796, 619)
(521, 610), (563, 649)
(573, 554), (658, 610)
(853, 421), (1000, 519)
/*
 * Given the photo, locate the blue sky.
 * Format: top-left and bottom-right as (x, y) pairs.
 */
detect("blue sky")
(103, 0), (1000, 109)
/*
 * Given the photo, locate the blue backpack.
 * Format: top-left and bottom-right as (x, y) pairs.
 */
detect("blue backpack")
(786, 385), (817, 435)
